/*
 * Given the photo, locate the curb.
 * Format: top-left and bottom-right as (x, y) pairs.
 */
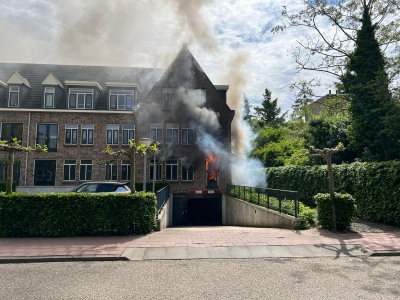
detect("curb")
(0, 255), (129, 264)
(370, 251), (400, 257)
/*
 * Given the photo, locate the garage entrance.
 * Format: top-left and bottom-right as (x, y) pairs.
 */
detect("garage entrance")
(173, 194), (222, 226)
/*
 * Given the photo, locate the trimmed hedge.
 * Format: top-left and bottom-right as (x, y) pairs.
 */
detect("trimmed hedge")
(315, 193), (357, 230)
(267, 161), (400, 225)
(0, 192), (157, 237)
(0, 181), (16, 192)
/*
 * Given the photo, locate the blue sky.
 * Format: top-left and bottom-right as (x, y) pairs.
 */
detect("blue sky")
(0, 0), (334, 114)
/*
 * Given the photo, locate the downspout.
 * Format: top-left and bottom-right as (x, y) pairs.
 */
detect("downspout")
(24, 112), (31, 186)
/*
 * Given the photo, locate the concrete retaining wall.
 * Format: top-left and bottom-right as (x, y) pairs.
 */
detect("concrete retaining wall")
(156, 194), (173, 231)
(225, 195), (302, 230)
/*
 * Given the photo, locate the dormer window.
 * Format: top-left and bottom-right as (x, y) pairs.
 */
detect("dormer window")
(44, 87), (55, 108)
(109, 90), (134, 110)
(9, 86), (20, 107)
(68, 88), (93, 109)
(163, 88), (174, 109)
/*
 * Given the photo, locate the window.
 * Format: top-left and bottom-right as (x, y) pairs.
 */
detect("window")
(65, 124), (77, 145)
(166, 123), (179, 144)
(81, 124), (94, 145)
(1, 123), (23, 143)
(181, 164), (194, 181)
(122, 124), (135, 145)
(121, 163), (130, 181)
(109, 89), (135, 110)
(165, 159), (178, 181)
(181, 128), (194, 145)
(34, 160), (56, 186)
(107, 124), (119, 144)
(150, 123), (163, 143)
(79, 160), (92, 181)
(163, 88), (174, 109)
(9, 86), (19, 107)
(44, 87), (55, 108)
(105, 162), (118, 181)
(63, 160), (76, 181)
(69, 88), (93, 109)
(36, 124), (58, 152)
(149, 159), (162, 181)
(0, 161), (21, 186)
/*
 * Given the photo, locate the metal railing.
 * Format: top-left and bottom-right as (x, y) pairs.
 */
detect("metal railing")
(227, 185), (300, 218)
(156, 184), (170, 214)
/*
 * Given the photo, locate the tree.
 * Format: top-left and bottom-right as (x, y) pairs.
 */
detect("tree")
(272, 0), (400, 100)
(341, 5), (400, 160)
(254, 88), (287, 128)
(0, 138), (48, 193)
(306, 144), (345, 231)
(242, 94), (254, 124)
(103, 139), (158, 193)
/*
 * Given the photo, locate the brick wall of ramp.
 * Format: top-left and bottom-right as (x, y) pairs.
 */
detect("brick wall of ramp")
(156, 194), (173, 231)
(225, 195), (302, 229)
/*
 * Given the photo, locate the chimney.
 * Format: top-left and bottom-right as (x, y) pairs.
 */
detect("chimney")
(183, 43), (188, 49)
(329, 90), (331, 94)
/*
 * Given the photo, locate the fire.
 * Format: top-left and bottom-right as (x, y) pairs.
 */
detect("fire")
(205, 153), (219, 184)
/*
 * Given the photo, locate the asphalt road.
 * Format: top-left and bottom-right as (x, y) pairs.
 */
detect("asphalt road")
(1, 257), (399, 299)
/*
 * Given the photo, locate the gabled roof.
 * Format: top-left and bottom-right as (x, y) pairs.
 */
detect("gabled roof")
(42, 73), (64, 89)
(0, 63), (163, 109)
(7, 72), (31, 88)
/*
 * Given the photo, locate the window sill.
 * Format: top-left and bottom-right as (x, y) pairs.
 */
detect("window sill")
(64, 144), (78, 146)
(80, 144), (94, 146)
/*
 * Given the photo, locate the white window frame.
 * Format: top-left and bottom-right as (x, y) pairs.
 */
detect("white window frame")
(181, 164), (194, 181)
(79, 160), (92, 181)
(109, 89), (135, 110)
(65, 124), (78, 145)
(44, 87), (55, 108)
(122, 124), (135, 145)
(165, 159), (178, 181)
(163, 88), (174, 109)
(107, 124), (119, 145)
(68, 88), (94, 109)
(105, 161), (118, 181)
(121, 163), (130, 181)
(149, 159), (162, 181)
(181, 128), (194, 145)
(8, 86), (20, 107)
(63, 160), (76, 181)
(166, 123), (179, 144)
(150, 123), (163, 143)
(81, 124), (94, 145)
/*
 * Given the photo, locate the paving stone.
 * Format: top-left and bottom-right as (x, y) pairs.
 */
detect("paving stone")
(143, 248), (166, 260)
(165, 247), (188, 260)
(208, 247), (231, 259)
(187, 247), (209, 259)
(285, 245), (315, 257)
(267, 246), (296, 258)
(227, 246), (253, 259)
(122, 248), (146, 261)
(247, 246), (273, 258)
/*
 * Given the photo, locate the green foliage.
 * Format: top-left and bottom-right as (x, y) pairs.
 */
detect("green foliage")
(341, 6), (400, 161)
(268, 161), (400, 225)
(253, 88), (287, 128)
(0, 181), (16, 192)
(0, 192), (157, 237)
(314, 193), (357, 230)
(298, 202), (316, 230)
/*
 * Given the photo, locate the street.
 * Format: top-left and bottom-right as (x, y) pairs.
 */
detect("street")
(1, 257), (399, 299)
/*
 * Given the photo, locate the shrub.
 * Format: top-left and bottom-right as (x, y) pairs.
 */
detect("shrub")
(314, 193), (357, 230)
(267, 161), (400, 225)
(0, 192), (157, 237)
(0, 181), (16, 192)
(297, 203), (316, 230)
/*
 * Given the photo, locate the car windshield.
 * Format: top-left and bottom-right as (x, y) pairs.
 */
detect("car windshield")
(75, 184), (98, 193)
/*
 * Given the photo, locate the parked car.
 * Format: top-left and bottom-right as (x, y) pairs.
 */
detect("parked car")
(70, 182), (131, 194)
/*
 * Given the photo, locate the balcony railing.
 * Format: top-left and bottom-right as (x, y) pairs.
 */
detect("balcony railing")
(156, 184), (170, 214)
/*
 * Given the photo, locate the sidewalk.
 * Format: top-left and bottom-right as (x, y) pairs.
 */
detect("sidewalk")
(1, 226), (399, 263)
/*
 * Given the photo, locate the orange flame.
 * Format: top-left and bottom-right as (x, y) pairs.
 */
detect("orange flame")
(205, 153), (219, 181)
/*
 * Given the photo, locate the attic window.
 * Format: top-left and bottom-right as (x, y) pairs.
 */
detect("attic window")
(69, 88), (93, 109)
(109, 89), (135, 110)
(44, 87), (55, 108)
(163, 88), (174, 109)
(8, 86), (20, 107)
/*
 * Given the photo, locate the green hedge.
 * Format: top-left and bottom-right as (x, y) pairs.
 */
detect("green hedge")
(315, 193), (357, 230)
(0, 192), (157, 237)
(0, 181), (16, 192)
(267, 161), (400, 225)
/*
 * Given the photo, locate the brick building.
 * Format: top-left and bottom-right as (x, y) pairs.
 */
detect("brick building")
(0, 44), (235, 208)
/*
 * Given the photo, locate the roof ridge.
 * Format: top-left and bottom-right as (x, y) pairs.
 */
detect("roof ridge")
(0, 62), (163, 70)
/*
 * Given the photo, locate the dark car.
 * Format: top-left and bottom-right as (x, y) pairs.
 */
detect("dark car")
(70, 182), (131, 194)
